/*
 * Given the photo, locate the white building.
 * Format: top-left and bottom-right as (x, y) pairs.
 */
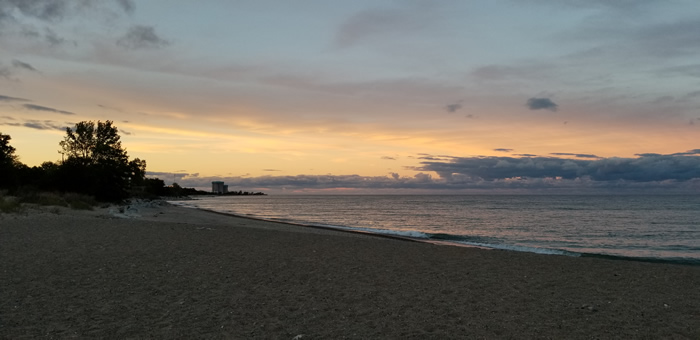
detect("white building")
(212, 181), (227, 194)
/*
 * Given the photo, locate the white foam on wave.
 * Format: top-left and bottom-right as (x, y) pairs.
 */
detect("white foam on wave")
(307, 223), (430, 239)
(170, 200), (577, 257)
(454, 241), (581, 257)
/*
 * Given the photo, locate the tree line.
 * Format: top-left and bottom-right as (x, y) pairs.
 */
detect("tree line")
(0, 120), (181, 202)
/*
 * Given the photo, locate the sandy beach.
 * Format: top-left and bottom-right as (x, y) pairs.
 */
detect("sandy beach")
(1, 201), (699, 339)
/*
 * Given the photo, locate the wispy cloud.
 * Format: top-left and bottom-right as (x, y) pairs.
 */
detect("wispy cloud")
(444, 102), (462, 113)
(44, 27), (68, 46)
(0, 66), (13, 80)
(0, 94), (30, 102)
(0, 118), (69, 131)
(493, 148), (513, 153)
(23, 104), (74, 115)
(334, 4), (437, 48)
(117, 25), (169, 49)
(11, 59), (39, 72)
(115, 0), (135, 14)
(550, 152), (600, 159)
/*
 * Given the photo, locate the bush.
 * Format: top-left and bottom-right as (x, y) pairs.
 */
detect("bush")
(0, 196), (22, 213)
(12, 191), (97, 210)
(19, 192), (68, 207)
(64, 193), (97, 210)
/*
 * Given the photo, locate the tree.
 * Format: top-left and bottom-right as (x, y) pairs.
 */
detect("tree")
(57, 120), (144, 201)
(0, 132), (20, 189)
(128, 158), (147, 186)
(60, 120), (127, 165)
(0, 132), (17, 167)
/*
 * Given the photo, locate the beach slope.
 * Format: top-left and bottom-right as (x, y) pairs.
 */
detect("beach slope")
(1, 202), (699, 338)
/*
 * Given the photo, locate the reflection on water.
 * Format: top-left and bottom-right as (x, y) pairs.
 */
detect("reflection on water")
(177, 195), (700, 263)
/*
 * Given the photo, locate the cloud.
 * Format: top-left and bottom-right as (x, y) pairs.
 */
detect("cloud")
(0, 118), (69, 131)
(633, 19), (700, 58)
(0, 1), (132, 22)
(262, 169), (281, 172)
(518, 0), (657, 10)
(381, 156), (397, 160)
(1, 1), (139, 50)
(21, 120), (68, 131)
(44, 27), (68, 46)
(493, 148), (513, 153)
(334, 5), (436, 48)
(444, 102), (462, 113)
(263, 73), (462, 99)
(1, 0), (70, 22)
(670, 149), (700, 156)
(415, 152), (700, 183)
(23, 104), (74, 115)
(11, 59), (38, 72)
(657, 64), (700, 79)
(146, 150), (700, 194)
(0, 94), (29, 102)
(549, 152), (601, 159)
(147, 172), (458, 192)
(117, 25), (169, 49)
(680, 90), (700, 101)
(115, 0), (135, 14)
(0, 66), (13, 80)
(526, 97), (558, 111)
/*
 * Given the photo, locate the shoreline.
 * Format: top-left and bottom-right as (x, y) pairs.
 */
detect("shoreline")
(2, 201), (700, 338)
(174, 203), (426, 244)
(171, 200), (700, 267)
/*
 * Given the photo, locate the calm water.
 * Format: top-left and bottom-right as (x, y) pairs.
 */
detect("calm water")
(170, 195), (700, 265)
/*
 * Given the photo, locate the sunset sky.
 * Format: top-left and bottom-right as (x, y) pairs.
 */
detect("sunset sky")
(1, 0), (699, 193)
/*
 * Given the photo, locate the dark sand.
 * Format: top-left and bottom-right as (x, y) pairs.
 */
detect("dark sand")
(1, 202), (699, 339)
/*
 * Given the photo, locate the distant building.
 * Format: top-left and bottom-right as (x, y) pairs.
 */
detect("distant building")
(212, 181), (228, 194)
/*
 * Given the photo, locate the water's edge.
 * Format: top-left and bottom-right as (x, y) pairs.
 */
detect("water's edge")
(169, 201), (700, 267)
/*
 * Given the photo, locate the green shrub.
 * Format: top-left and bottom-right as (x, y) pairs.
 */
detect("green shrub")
(0, 196), (22, 213)
(17, 191), (67, 206)
(12, 191), (97, 210)
(64, 193), (97, 210)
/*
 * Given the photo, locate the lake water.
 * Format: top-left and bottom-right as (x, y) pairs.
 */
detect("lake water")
(170, 195), (700, 265)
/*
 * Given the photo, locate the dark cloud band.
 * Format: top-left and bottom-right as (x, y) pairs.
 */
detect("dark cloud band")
(23, 104), (74, 115)
(146, 151), (700, 193)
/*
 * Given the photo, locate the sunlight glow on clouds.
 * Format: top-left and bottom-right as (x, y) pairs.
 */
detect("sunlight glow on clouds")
(1, 0), (699, 193)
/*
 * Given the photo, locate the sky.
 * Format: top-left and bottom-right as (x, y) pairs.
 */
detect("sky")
(1, 0), (699, 194)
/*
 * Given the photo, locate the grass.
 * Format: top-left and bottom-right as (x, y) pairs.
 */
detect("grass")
(19, 192), (68, 207)
(63, 193), (97, 210)
(0, 191), (98, 213)
(0, 195), (22, 213)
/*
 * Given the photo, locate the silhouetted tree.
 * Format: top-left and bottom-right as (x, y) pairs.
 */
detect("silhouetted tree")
(57, 120), (144, 201)
(128, 158), (147, 186)
(0, 132), (20, 190)
(60, 120), (128, 166)
(143, 178), (167, 196)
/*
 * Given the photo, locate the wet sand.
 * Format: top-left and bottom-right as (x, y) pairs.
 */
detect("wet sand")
(1, 202), (699, 339)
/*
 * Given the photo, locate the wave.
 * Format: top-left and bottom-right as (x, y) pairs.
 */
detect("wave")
(167, 199), (700, 267)
(579, 253), (700, 266)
